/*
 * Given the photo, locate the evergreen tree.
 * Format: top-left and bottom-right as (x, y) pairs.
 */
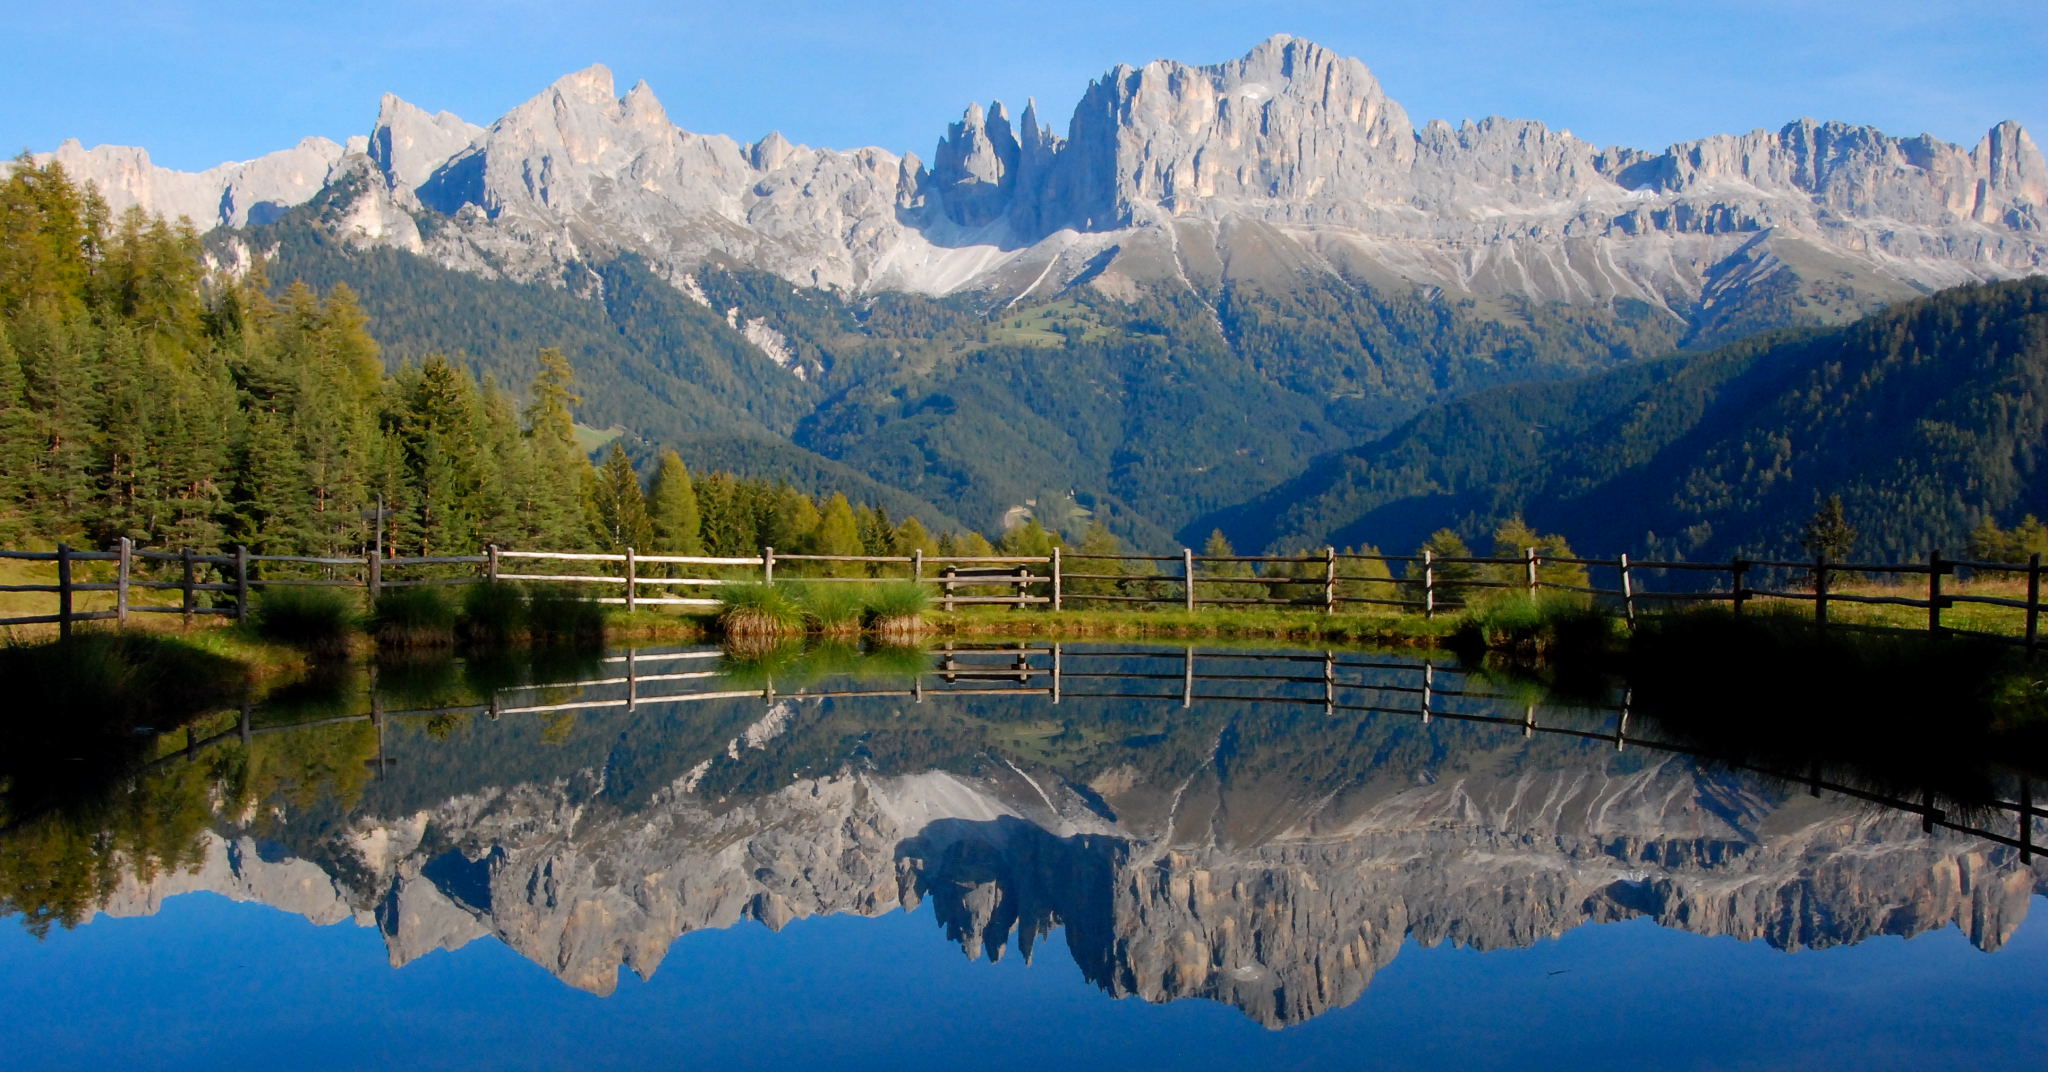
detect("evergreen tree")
(646, 449), (704, 555)
(591, 444), (652, 551)
(1801, 495), (1859, 561)
(1416, 529), (1477, 606)
(522, 347), (590, 549)
(1487, 515), (1590, 589)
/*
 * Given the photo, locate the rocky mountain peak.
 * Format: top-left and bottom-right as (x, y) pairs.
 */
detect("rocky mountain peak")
(368, 92), (481, 194)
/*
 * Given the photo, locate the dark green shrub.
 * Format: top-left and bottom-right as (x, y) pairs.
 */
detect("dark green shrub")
(370, 587), (459, 649)
(250, 586), (358, 657)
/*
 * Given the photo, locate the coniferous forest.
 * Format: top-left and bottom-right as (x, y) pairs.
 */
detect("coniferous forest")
(0, 159), (993, 561)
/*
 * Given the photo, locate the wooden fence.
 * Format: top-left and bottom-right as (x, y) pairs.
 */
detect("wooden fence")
(4, 539), (2046, 650)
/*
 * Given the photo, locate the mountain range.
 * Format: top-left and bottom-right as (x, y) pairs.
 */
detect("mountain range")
(28, 36), (2048, 551)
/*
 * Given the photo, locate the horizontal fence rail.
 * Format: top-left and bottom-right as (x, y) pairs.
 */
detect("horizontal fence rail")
(4, 540), (2046, 650)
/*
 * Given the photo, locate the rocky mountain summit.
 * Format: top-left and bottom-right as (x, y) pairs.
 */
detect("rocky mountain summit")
(32, 36), (2048, 319)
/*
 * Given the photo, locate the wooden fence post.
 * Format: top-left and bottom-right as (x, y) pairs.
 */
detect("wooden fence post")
(942, 567), (956, 612)
(367, 550), (382, 599)
(181, 547), (196, 627)
(1183, 548), (1196, 613)
(487, 544), (501, 583)
(763, 546), (775, 585)
(56, 542), (72, 640)
(1731, 558), (1749, 616)
(1618, 553), (1635, 626)
(1422, 549), (1436, 619)
(624, 546), (637, 612)
(234, 545), (250, 624)
(1814, 554), (1829, 626)
(2028, 553), (2041, 655)
(1928, 550), (1945, 635)
(1050, 547), (1062, 612)
(116, 536), (131, 626)
(1525, 547), (1538, 595)
(1324, 546), (1337, 615)
(912, 548), (924, 584)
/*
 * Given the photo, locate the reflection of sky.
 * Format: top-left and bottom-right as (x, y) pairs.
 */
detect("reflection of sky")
(8, 893), (2047, 1070)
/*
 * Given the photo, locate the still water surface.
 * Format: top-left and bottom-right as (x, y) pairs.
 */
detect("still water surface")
(5, 644), (2044, 1069)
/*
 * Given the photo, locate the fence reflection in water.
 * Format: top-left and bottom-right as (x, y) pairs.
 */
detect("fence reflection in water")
(157, 644), (2047, 866)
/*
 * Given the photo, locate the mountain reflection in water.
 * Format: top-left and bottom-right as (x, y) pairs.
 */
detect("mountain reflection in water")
(8, 644), (2046, 1032)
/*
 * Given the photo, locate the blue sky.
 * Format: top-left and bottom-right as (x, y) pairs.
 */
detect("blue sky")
(10, 1), (2046, 171)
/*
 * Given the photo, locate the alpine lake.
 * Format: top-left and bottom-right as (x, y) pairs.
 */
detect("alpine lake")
(5, 641), (2045, 1070)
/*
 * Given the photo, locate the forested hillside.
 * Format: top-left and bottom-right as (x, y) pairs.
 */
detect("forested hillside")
(1208, 278), (2048, 562)
(238, 184), (1688, 548)
(0, 160), (980, 560)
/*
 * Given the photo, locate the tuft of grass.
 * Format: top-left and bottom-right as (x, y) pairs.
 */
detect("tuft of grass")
(369, 587), (459, 649)
(717, 582), (804, 639)
(528, 585), (606, 646)
(250, 586), (358, 657)
(865, 580), (931, 640)
(789, 581), (867, 635)
(1450, 591), (1618, 661)
(459, 581), (530, 646)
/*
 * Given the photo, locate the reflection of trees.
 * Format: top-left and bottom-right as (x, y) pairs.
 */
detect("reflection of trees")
(0, 715), (379, 935)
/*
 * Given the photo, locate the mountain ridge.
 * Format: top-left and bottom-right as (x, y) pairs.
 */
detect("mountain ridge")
(32, 35), (2048, 316)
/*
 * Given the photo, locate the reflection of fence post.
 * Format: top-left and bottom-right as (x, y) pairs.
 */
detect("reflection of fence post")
(2028, 553), (2041, 655)
(181, 547), (196, 627)
(1928, 550), (1945, 636)
(1420, 662), (1433, 723)
(1182, 647), (1194, 708)
(1615, 691), (1630, 752)
(1183, 548), (1196, 613)
(1523, 703), (1536, 738)
(56, 542), (72, 640)
(1051, 643), (1062, 705)
(1422, 549), (1436, 619)
(1525, 547), (1538, 595)
(1814, 554), (1829, 626)
(2021, 780), (2034, 865)
(1324, 547), (1337, 614)
(234, 545), (250, 624)
(116, 537), (132, 626)
(1618, 554), (1635, 626)
(1051, 547), (1062, 612)
(1323, 651), (1335, 715)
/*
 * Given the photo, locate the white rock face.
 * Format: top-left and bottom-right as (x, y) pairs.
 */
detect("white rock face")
(35, 136), (351, 228)
(25, 36), (2048, 310)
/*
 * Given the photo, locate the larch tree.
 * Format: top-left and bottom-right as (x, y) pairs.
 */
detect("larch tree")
(646, 449), (704, 555)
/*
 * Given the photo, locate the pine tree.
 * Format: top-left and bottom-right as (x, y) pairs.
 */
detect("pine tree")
(522, 347), (590, 549)
(591, 444), (652, 551)
(1801, 495), (1859, 561)
(1416, 529), (1477, 606)
(646, 449), (704, 555)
